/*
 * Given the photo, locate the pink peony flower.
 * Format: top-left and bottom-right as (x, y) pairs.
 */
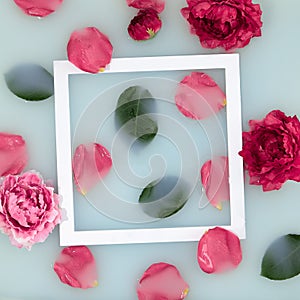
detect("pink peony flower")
(0, 132), (28, 177)
(181, 0), (263, 51)
(239, 110), (300, 191)
(197, 227), (242, 273)
(72, 143), (112, 195)
(175, 72), (226, 120)
(0, 171), (61, 249)
(67, 27), (113, 73)
(128, 9), (162, 41)
(201, 156), (229, 210)
(13, 0), (63, 17)
(137, 262), (189, 300)
(126, 0), (165, 13)
(54, 246), (98, 289)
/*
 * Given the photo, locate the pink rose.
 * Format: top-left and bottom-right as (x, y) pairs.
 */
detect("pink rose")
(126, 0), (165, 13)
(0, 171), (61, 249)
(239, 110), (300, 191)
(181, 0), (263, 51)
(13, 0), (63, 17)
(128, 9), (162, 41)
(67, 27), (113, 73)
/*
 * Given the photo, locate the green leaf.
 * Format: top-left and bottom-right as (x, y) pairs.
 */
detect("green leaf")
(261, 234), (300, 280)
(4, 63), (54, 101)
(115, 86), (158, 142)
(139, 176), (189, 218)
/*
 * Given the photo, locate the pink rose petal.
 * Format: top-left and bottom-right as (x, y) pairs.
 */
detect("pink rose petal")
(0, 132), (28, 176)
(67, 27), (113, 73)
(200, 156), (229, 210)
(137, 262), (189, 300)
(72, 143), (112, 195)
(127, 0), (165, 13)
(197, 227), (242, 274)
(54, 246), (98, 289)
(13, 0), (63, 17)
(175, 72), (226, 120)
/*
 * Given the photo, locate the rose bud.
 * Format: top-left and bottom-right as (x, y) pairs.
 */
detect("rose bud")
(67, 27), (113, 73)
(128, 9), (162, 41)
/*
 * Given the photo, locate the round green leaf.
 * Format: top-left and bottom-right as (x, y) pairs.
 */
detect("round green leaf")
(4, 63), (54, 101)
(261, 234), (300, 280)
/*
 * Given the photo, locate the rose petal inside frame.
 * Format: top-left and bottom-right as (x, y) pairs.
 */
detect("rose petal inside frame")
(197, 227), (242, 274)
(54, 246), (98, 289)
(137, 262), (189, 300)
(0, 132), (28, 176)
(126, 0), (165, 13)
(200, 156), (229, 210)
(175, 72), (226, 120)
(72, 143), (112, 195)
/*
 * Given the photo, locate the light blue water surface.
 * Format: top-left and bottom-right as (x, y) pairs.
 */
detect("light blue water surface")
(1, 1), (300, 299)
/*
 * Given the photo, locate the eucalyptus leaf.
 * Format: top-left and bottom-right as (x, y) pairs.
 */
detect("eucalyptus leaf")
(139, 176), (189, 218)
(4, 63), (54, 101)
(115, 86), (157, 142)
(261, 234), (300, 280)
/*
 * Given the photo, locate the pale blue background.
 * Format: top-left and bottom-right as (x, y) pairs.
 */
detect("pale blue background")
(1, 1), (300, 299)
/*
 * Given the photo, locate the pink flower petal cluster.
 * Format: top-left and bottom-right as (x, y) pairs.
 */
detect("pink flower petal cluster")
(239, 110), (300, 191)
(127, 0), (165, 13)
(181, 0), (262, 51)
(0, 171), (61, 249)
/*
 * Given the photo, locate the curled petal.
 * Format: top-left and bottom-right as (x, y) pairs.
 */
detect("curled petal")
(67, 27), (113, 73)
(72, 143), (112, 195)
(197, 227), (242, 274)
(175, 72), (226, 120)
(201, 156), (229, 210)
(126, 0), (165, 13)
(13, 0), (63, 17)
(137, 262), (189, 300)
(0, 132), (28, 176)
(54, 246), (98, 289)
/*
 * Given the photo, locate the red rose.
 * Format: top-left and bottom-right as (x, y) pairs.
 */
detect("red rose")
(239, 110), (300, 191)
(181, 0), (262, 51)
(128, 9), (162, 41)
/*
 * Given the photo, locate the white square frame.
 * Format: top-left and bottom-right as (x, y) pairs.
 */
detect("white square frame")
(53, 54), (245, 246)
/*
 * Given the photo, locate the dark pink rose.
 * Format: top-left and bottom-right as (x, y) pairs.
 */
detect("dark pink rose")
(197, 227), (242, 273)
(0, 132), (28, 176)
(128, 9), (162, 41)
(239, 110), (300, 191)
(67, 27), (113, 73)
(126, 0), (165, 13)
(0, 171), (61, 249)
(54, 246), (98, 289)
(181, 0), (263, 51)
(137, 262), (189, 300)
(13, 0), (63, 17)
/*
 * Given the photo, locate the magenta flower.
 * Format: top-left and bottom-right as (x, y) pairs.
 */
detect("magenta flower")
(54, 246), (98, 289)
(0, 171), (61, 249)
(67, 27), (113, 73)
(137, 262), (189, 300)
(175, 72), (226, 120)
(181, 0), (262, 51)
(128, 9), (162, 41)
(197, 227), (242, 274)
(13, 0), (63, 17)
(239, 110), (300, 191)
(0, 132), (28, 177)
(126, 0), (165, 13)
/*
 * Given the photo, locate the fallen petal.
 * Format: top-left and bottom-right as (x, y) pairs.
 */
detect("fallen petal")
(54, 246), (98, 289)
(200, 156), (229, 210)
(0, 132), (28, 176)
(175, 72), (226, 120)
(137, 262), (189, 300)
(13, 0), (63, 17)
(67, 27), (113, 73)
(126, 0), (165, 13)
(197, 227), (242, 274)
